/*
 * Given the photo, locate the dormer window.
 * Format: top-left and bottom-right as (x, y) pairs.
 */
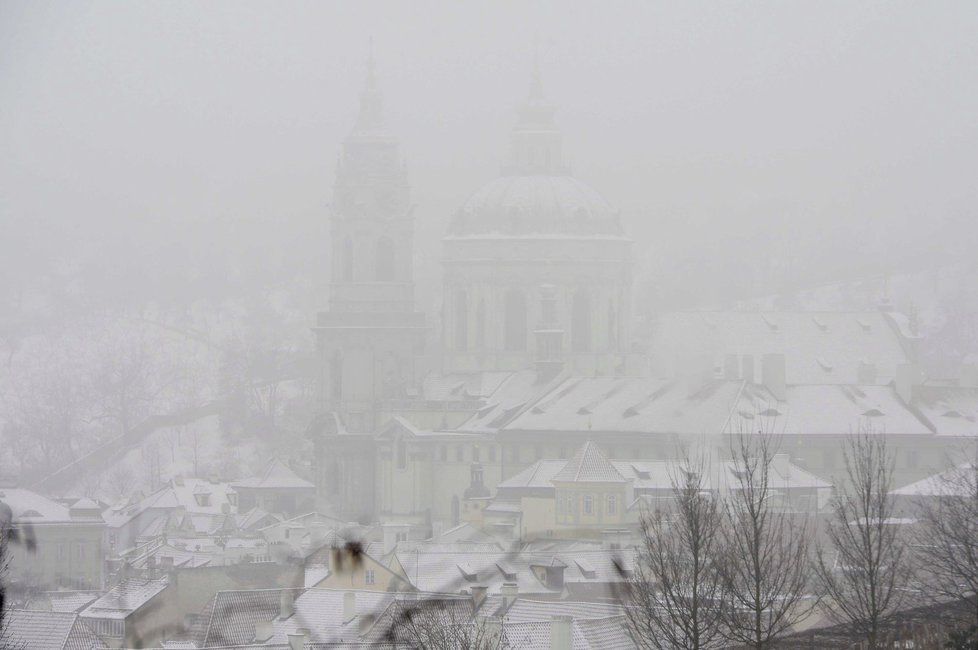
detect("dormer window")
(194, 494), (211, 507)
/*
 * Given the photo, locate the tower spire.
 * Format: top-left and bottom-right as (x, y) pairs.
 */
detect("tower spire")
(354, 37), (385, 133)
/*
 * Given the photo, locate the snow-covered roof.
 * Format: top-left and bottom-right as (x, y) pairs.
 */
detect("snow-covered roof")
(552, 442), (626, 483)
(232, 458), (314, 491)
(504, 376), (744, 435)
(651, 310), (911, 386)
(80, 577), (169, 620)
(0, 488), (98, 525)
(892, 463), (977, 496)
(2, 609), (106, 650)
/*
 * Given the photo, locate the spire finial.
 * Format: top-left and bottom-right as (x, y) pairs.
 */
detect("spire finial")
(354, 37), (384, 132)
(529, 37), (543, 101)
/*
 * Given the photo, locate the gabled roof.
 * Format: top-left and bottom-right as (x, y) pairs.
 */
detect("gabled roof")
(552, 442), (626, 483)
(1, 609), (106, 650)
(79, 577), (169, 620)
(892, 463), (977, 496)
(232, 459), (314, 490)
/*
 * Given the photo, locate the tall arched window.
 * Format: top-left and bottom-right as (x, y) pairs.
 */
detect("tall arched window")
(504, 289), (527, 351)
(475, 299), (486, 348)
(396, 438), (407, 470)
(608, 299), (617, 348)
(341, 238), (354, 282)
(375, 237), (395, 281)
(454, 289), (468, 351)
(572, 290), (592, 352)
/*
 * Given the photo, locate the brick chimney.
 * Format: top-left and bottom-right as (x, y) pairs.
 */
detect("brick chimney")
(279, 589), (294, 620)
(761, 353), (786, 401)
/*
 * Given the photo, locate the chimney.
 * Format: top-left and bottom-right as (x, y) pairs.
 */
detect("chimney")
(761, 353), (786, 401)
(683, 354), (714, 397)
(482, 616), (503, 647)
(254, 620), (273, 643)
(279, 589), (294, 620)
(550, 615), (572, 650)
(501, 582), (518, 609)
(741, 355), (755, 383)
(287, 630), (307, 650)
(343, 591), (357, 623)
(359, 612), (376, 636)
(471, 585), (488, 610)
(857, 360), (878, 385)
(895, 363), (921, 404)
(723, 353), (739, 380)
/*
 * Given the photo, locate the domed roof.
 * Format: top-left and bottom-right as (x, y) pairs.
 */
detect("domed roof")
(449, 175), (624, 237)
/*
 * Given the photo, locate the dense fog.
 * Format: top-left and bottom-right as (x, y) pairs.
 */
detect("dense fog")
(2, 2), (978, 649)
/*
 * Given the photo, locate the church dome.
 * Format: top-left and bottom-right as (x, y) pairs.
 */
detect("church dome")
(450, 174), (623, 237)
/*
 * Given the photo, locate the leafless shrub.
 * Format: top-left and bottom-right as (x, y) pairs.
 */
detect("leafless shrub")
(814, 429), (908, 649)
(718, 431), (818, 649)
(621, 450), (726, 650)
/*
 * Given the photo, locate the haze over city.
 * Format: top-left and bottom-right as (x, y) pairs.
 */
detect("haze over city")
(2, 2), (978, 649)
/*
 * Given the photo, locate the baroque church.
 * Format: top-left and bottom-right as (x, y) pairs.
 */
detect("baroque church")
(309, 56), (975, 536)
(309, 56), (639, 528)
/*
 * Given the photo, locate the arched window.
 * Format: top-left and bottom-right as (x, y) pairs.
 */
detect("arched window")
(396, 438), (407, 470)
(454, 289), (468, 351)
(572, 290), (592, 352)
(504, 289), (527, 351)
(608, 299), (617, 348)
(475, 299), (486, 348)
(451, 495), (460, 526)
(341, 238), (354, 282)
(375, 237), (395, 281)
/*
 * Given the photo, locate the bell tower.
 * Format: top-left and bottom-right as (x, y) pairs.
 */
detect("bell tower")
(315, 50), (426, 433)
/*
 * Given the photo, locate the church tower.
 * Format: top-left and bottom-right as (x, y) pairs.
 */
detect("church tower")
(315, 52), (426, 434)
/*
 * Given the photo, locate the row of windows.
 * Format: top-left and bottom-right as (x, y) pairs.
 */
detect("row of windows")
(557, 493), (618, 517)
(395, 441), (500, 469)
(452, 289), (619, 353)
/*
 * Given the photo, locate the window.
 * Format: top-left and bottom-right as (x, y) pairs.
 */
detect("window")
(583, 495), (594, 515)
(559, 447), (567, 459)
(194, 493), (211, 507)
(76, 543), (85, 559)
(365, 569), (376, 585)
(534, 446), (542, 460)
(607, 495), (617, 515)
(330, 350), (343, 400)
(504, 289), (527, 351)
(396, 439), (407, 470)
(572, 290), (592, 352)
(456, 446), (464, 462)
(375, 237), (395, 281)
(476, 299), (486, 348)
(608, 299), (617, 347)
(454, 289), (468, 350)
(440, 445), (448, 462)
(510, 445), (520, 463)
(341, 237), (354, 281)
(472, 446), (480, 462)
(488, 446), (497, 463)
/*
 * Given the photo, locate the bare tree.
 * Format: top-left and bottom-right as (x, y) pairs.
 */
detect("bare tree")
(622, 452), (726, 650)
(914, 459), (978, 641)
(814, 429), (908, 649)
(718, 431), (817, 649)
(380, 597), (507, 649)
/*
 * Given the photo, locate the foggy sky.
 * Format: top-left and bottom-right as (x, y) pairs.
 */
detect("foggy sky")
(2, 1), (977, 312)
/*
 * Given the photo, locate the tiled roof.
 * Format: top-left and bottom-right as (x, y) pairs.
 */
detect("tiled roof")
(892, 463), (976, 496)
(1, 609), (106, 650)
(552, 442), (626, 483)
(0, 488), (80, 524)
(34, 590), (101, 613)
(501, 598), (624, 622)
(232, 459), (314, 490)
(79, 577), (169, 620)
(651, 310), (911, 385)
